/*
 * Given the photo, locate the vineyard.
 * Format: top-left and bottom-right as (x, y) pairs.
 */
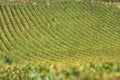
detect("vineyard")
(0, 0), (120, 80)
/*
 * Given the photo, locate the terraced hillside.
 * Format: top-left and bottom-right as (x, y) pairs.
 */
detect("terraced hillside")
(0, 2), (120, 65)
(0, 1), (120, 79)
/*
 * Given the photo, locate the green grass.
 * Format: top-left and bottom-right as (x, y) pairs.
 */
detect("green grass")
(0, 62), (119, 80)
(0, 1), (120, 80)
(114, 3), (120, 8)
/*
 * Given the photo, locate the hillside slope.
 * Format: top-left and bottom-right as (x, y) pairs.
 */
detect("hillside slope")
(0, 2), (120, 66)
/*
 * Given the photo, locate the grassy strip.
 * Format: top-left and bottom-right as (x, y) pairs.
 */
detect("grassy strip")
(0, 62), (120, 80)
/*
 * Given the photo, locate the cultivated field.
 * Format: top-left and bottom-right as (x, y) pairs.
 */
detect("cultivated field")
(0, 0), (120, 79)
